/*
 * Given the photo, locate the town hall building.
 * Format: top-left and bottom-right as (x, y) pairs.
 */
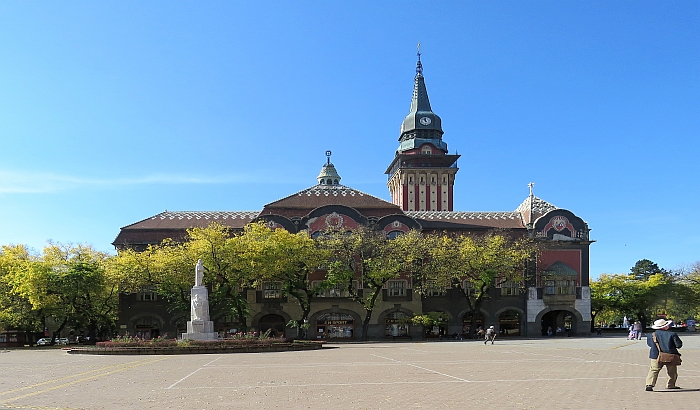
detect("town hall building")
(113, 53), (593, 340)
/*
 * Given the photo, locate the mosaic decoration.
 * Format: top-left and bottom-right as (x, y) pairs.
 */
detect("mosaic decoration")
(542, 215), (575, 238)
(406, 211), (521, 220)
(325, 212), (344, 229)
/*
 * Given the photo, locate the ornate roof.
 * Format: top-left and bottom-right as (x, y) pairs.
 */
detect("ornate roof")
(262, 183), (400, 212)
(112, 211), (261, 248)
(515, 195), (558, 226)
(119, 211), (260, 230)
(406, 211), (525, 229)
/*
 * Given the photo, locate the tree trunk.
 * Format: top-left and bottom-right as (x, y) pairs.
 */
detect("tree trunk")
(360, 287), (382, 341)
(52, 317), (69, 345)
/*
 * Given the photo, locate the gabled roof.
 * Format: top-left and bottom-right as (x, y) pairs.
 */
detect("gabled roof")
(262, 184), (401, 211)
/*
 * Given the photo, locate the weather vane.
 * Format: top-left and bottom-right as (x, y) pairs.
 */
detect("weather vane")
(325, 150), (332, 165)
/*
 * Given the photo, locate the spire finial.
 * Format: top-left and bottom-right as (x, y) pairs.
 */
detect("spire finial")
(416, 42), (423, 76)
(325, 150), (332, 165)
(528, 182), (534, 197)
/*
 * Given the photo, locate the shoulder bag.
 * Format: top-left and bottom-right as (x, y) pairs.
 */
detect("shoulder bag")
(653, 333), (681, 366)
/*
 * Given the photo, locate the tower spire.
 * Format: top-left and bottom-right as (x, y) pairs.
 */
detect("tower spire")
(386, 48), (460, 212)
(416, 42), (423, 77)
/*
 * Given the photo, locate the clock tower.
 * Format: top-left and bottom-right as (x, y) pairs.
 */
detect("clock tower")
(385, 49), (460, 211)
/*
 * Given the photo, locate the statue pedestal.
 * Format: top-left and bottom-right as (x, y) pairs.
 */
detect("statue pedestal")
(181, 285), (218, 341)
(182, 320), (217, 340)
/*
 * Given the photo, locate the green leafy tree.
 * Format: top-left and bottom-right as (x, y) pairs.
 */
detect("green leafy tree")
(590, 263), (674, 329)
(321, 227), (409, 341)
(426, 232), (539, 334)
(410, 311), (449, 330)
(631, 259), (668, 281)
(13, 244), (117, 342)
(110, 223), (256, 331)
(0, 245), (44, 339)
(242, 223), (333, 337)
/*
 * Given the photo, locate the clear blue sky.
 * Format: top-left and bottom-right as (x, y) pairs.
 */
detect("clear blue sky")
(1, 2), (698, 278)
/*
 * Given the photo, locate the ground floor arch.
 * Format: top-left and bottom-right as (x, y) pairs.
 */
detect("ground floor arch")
(126, 313), (165, 340)
(540, 309), (578, 336)
(314, 312), (356, 340)
(377, 308), (415, 339)
(258, 314), (286, 337)
(461, 311), (486, 338)
(497, 308), (523, 336)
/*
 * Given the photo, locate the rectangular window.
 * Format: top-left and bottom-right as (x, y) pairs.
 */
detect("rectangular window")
(137, 287), (157, 302)
(462, 281), (475, 296)
(499, 280), (519, 296)
(556, 280), (576, 295)
(388, 280), (406, 297)
(545, 280), (555, 295)
(314, 281), (357, 298)
(263, 282), (281, 299)
(425, 282), (446, 297)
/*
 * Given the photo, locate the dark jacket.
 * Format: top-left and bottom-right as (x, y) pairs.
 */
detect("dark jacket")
(647, 329), (683, 359)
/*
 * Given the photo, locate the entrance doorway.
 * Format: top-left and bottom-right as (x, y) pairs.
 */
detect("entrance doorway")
(259, 314), (286, 337)
(541, 310), (575, 336)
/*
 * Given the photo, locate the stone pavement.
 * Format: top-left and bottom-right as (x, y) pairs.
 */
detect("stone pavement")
(0, 334), (698, 409)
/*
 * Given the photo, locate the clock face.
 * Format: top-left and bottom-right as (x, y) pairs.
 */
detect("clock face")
(419, 116), (432, 125)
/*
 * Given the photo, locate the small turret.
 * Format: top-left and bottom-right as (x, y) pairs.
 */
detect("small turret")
(317, 150), (342, 185)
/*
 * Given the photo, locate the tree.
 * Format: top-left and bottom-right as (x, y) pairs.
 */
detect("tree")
(12, 244), (117, 342)
(590, 265), (674, 329)
(631, 259), (667, 281)
(0, 245), (44, 339)
(425, 231), (539, 335)
(110, 223), (257, 332)
(321, 227), (409, 341)
(243, 223), (333, 337)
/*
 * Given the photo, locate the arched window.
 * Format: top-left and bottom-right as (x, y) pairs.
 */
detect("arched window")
(386, 230), (404, 239)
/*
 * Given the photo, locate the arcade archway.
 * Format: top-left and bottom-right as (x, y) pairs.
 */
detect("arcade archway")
(498, 310), (521, 336)
(541, 310), (575, 336)
(259, 314), (286, 337)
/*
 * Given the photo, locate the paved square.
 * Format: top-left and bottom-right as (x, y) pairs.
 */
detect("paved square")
(0, 335), (698, 409)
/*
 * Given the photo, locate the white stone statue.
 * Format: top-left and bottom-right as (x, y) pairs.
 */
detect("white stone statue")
(191, 293), (204, 321)
(195, 259), (204, 287)
(182, 259), (216, 340)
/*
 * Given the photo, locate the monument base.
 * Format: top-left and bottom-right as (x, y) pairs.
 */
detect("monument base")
(181, 320), (218, 340)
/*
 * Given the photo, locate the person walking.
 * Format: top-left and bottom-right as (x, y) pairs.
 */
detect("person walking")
(645, 318), (683, 391)
(484, 325), (496, 345)
(633, 321), (643, 340)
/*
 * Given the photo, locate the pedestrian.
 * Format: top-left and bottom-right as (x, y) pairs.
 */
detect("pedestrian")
(633, 321), (643, 340)
(645, 318), (683, 391)
(485, 325), (496, 345)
